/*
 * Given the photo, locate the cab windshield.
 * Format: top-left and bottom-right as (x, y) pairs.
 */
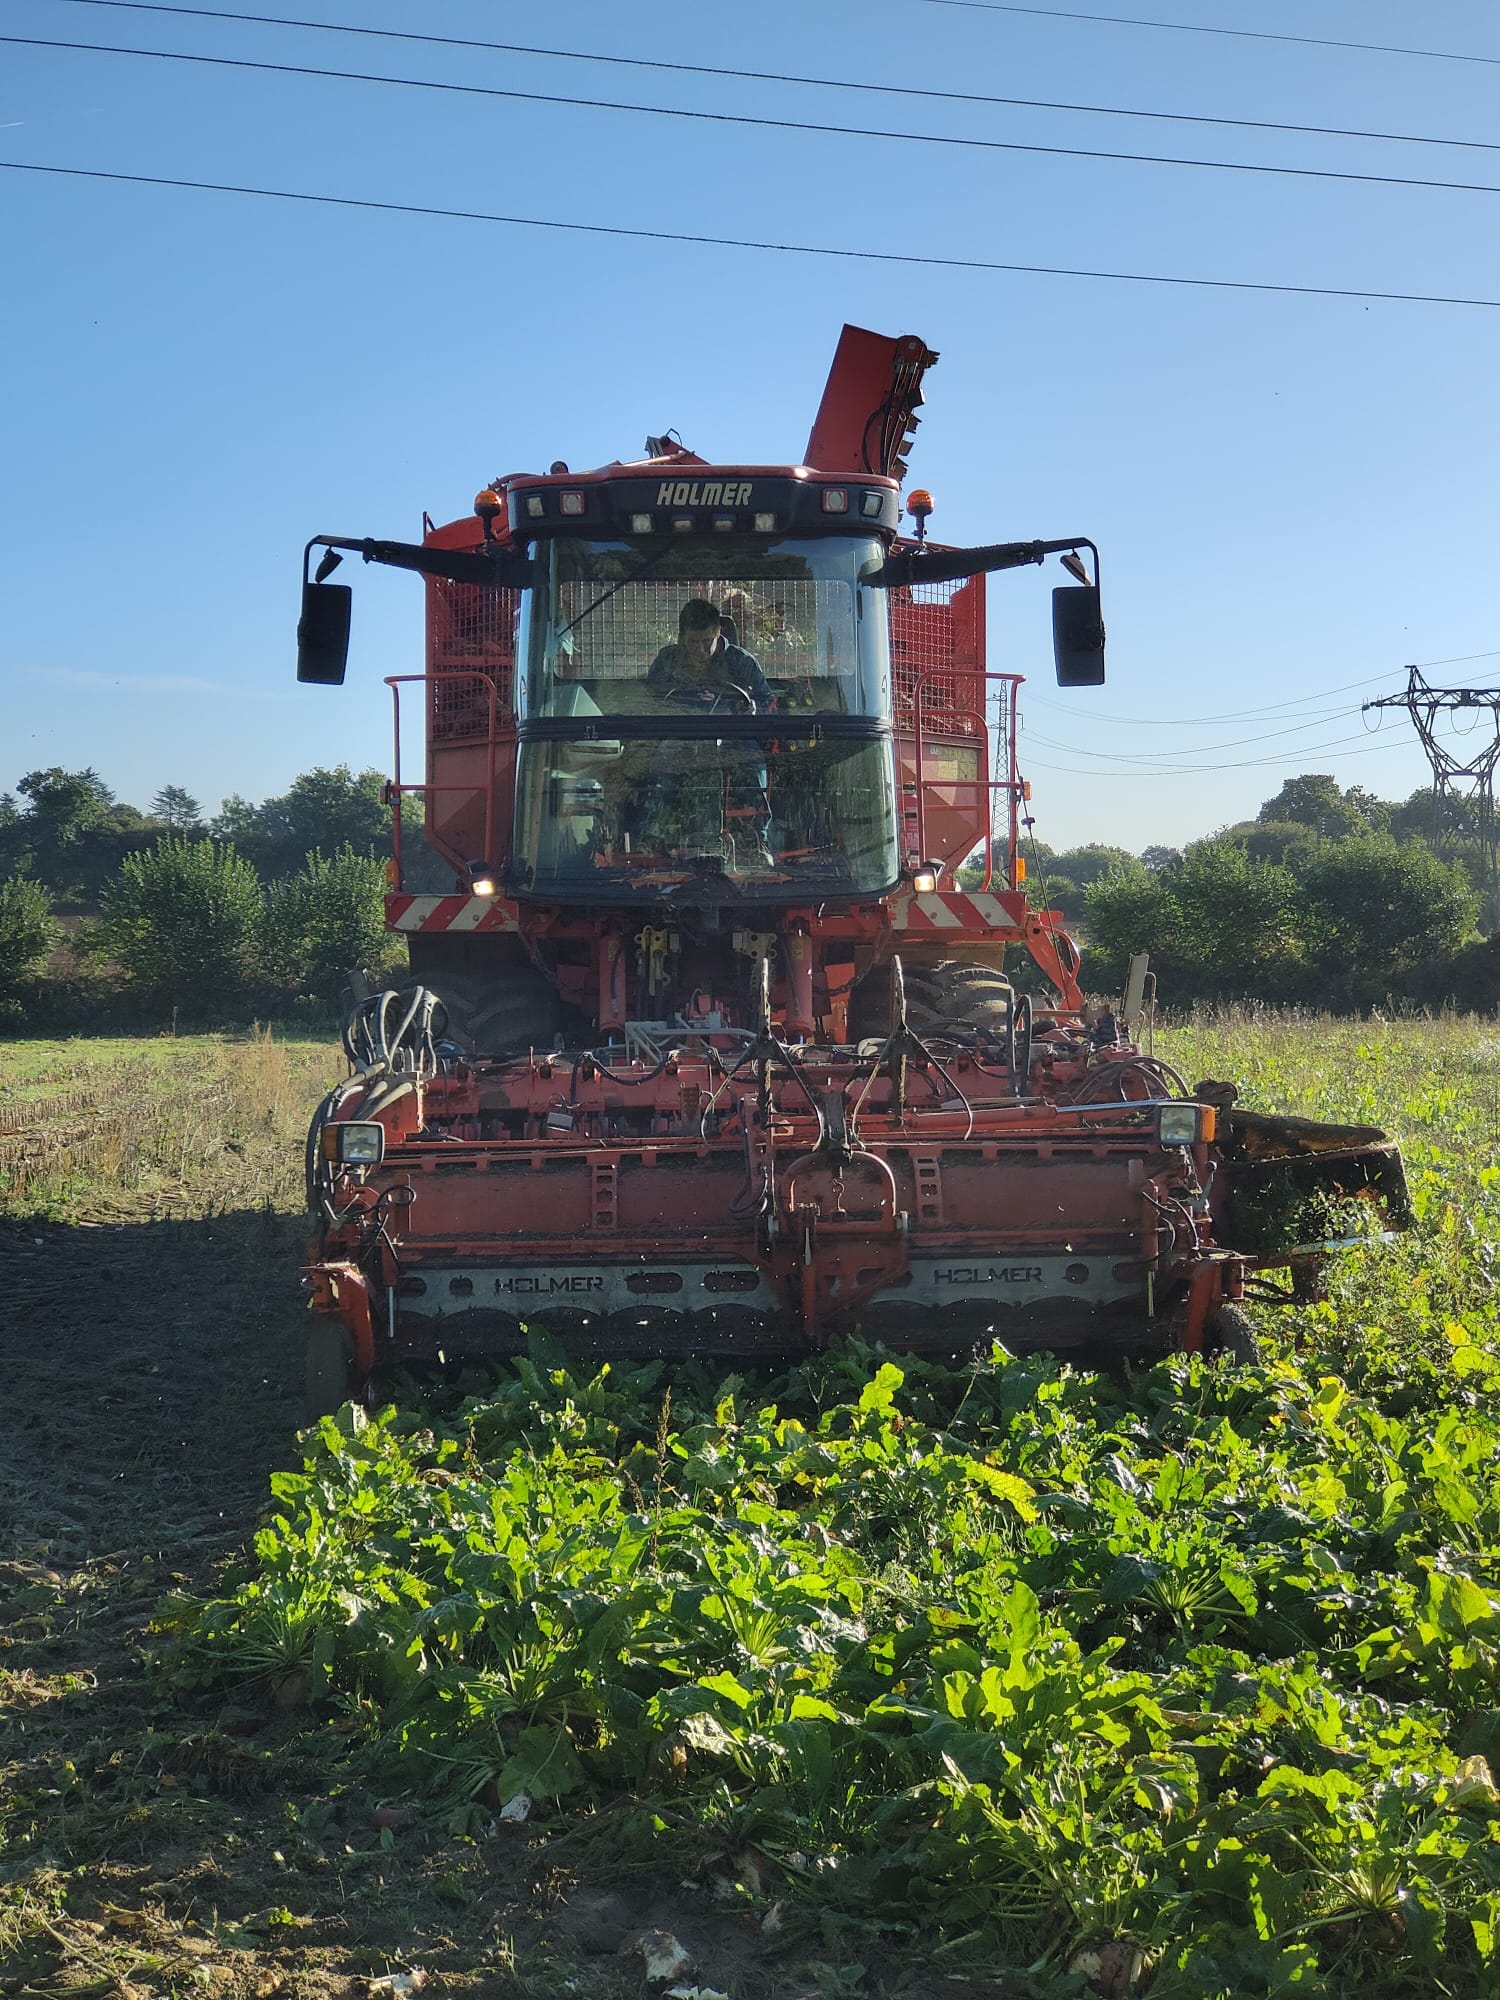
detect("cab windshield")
(511, 533), (899, 903)
(521, 534), (890, 719)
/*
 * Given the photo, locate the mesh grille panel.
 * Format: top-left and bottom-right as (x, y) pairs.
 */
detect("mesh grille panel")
(551, 577), (827, 682)
(890, 575), (983, 735)
(427, 581), (518, 740)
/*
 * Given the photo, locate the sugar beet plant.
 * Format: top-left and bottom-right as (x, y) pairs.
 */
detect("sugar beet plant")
(171, 1017), (1500, 1997)
(169, 1333), (1500, 1996)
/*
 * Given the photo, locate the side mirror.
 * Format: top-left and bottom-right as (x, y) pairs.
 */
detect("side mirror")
(297, 581), (352, 685)
(1052, 585), (1106, 687)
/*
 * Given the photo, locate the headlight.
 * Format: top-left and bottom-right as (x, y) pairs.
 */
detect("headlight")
(322, 1120), (385, 1167)
(1156, 1102), (1215, 1148)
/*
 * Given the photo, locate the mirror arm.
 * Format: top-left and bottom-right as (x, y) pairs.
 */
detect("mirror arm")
(307, 535), (532, 588)
(869, 535), (1098, 590)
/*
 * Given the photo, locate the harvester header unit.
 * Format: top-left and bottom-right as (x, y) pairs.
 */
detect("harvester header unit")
(296, 325), (1407, 1407)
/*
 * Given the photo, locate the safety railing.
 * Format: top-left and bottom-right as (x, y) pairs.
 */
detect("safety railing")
(385, 669), (507, 888)
(902, 671), (1024, 892)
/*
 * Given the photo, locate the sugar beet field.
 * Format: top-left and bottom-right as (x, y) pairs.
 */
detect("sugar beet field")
(3, 1016), (1500, 2000)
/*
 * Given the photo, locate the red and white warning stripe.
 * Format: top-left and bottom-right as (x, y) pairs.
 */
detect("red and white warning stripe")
(890, 888), (1031, 933)
(385, 893), (521, 934)
(386, 886), (1055, 944)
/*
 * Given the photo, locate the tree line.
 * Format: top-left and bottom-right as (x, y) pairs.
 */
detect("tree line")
(0, 765), (419, 1028)
(990, 774), (1497, 1010)
(1, 764), (1496, 1028)
(0, 763), (426, 898)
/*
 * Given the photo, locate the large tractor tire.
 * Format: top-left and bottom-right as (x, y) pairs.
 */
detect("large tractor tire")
(847, 964), (941, 1039)
(406, 935), (573, 1059)
(930, 960), (1015, 1035)
(417, 964), (567, 1059)
(848, 958), (1013, 1040)
(1204, 1302), (1262, 1367)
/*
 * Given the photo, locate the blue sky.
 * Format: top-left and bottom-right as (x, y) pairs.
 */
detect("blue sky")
(3, 0), (1498, 851)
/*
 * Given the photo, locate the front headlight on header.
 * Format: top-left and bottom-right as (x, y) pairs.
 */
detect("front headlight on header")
(322, 1121), (385, 1168)
(1156, 1102), (1216, 1148)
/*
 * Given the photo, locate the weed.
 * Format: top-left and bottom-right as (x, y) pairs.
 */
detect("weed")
(0, 1032), (341, 1221)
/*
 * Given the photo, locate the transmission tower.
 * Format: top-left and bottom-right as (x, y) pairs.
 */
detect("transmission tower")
(1364, 665), (1500, 893)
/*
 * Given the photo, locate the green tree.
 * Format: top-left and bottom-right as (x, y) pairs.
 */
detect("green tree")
(1384, 786), (1492, 894)
(8, 767), (114, 893)
(211, 765), (412, 879)
(1080, 859), (1178, 975)
(1233, 818), (1320, 869)
(1172, 839), (1299, 990)
(150, 785), (203, 833)
(0, 877), (57, 998)
(1085, 841), (1300, 1001)
(1256, 773), (1371, 839)
(1035, 843), (1137, 923)
(1053, 842), (1136, 888)
(98, 838), (264, 1006)
(1296, 836), (1479, 1000)
(1386, 785), (1448, 845)
(1, 768), (161, 902)
(1343, 785), (1394, 836)
(260, 847), (400, 999)
(208, 792), (262, 850)
(1033, 872), (1082, 920)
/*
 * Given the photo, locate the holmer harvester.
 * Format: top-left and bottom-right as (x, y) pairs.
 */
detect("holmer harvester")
(295, 325), (1408, 1409)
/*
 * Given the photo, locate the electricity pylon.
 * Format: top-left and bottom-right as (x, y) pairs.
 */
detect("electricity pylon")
(1364, 666), (1500, 894)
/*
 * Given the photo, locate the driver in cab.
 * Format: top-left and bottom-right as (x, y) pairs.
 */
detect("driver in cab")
(646, 597), (772, 710)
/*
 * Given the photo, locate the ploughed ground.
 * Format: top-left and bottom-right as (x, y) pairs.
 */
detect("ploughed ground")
(0, 1037), (1007, 2000)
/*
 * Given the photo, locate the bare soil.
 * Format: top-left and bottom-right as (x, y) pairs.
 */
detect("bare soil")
(0, 1049), (1013, 2000)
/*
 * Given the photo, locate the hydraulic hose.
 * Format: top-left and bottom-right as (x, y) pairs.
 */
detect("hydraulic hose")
(342, 986), (444, 1076)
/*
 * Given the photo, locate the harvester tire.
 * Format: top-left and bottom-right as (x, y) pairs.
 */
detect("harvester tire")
(847, 968), (943, 1039)
(420, 965), (568, 1059)
(303, 1321), (353, 1423)
(847, 958), (1015, 1040)
(1204, 1302), (1261, 1367)
(927, 959), (1015, 1034)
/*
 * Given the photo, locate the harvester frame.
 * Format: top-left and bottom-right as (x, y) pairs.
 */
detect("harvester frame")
(295, 325), (1408, 1408)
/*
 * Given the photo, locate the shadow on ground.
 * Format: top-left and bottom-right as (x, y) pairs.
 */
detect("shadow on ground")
(0, 1214), (1019, 2000)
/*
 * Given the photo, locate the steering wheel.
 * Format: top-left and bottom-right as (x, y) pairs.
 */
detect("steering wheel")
(664, 681), (757, 716)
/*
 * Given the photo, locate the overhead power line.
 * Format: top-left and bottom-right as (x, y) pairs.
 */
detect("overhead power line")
(7, 159), (1500, 310)
(13, 34), (1500, 201)
(917, 0), (1500, 69)
(1027, 656), (1500, 729)
(46, 0), (1500, 159)
(1026, 668), (1404, 727)
(1019, 732), (1416, 778)
(1022, 710), (1498, 778)
(1022, 707), (1376, 762)
(1023, 719), (1383, 765)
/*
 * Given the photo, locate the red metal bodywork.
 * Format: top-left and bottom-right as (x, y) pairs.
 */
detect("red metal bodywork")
(314, 1042), (1245, 1389)
(394, 539), (1073, 1020)
(302, 326), (1407, 1389)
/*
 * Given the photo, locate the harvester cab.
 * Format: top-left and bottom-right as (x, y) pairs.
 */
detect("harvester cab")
(294, 324), (1408, 1414)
